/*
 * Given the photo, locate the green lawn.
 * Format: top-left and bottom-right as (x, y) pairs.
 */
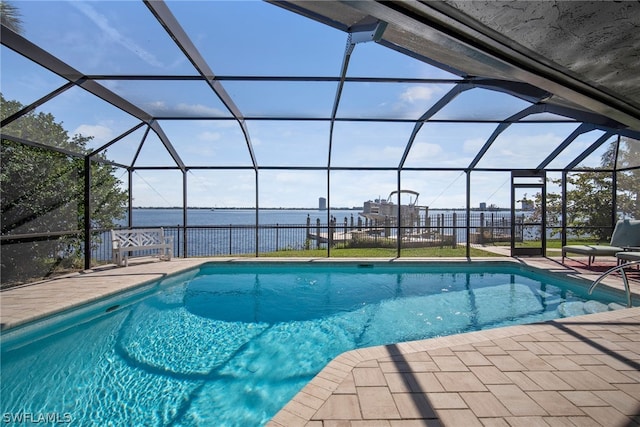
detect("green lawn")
(493, 238), (601, 249)
(256, 246), (504, 258)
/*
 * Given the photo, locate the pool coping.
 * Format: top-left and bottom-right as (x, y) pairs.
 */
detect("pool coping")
(0, 257), (210, 331)
(1, 256), (632, 332)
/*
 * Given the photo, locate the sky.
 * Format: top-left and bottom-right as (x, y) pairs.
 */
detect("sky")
(1, 0), (616, 209)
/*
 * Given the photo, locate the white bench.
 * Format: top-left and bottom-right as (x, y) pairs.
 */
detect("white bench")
(111, 228), (173, 267)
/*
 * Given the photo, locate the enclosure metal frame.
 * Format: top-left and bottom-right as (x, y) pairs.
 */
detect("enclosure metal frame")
(1, 1), (640, 271)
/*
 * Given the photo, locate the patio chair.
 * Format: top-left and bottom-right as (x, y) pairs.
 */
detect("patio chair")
(616, 250), (640, 266)
(562, 219), (640, 266)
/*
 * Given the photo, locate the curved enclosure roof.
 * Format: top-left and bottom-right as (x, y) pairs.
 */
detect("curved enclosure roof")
(1, 0), (639, 208)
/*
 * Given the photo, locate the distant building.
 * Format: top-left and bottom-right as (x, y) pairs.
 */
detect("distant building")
(479, 202), (486, 210)
(319, 197), (327, 210)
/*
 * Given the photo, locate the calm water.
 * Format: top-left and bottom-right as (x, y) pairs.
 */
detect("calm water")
(114, 209), (371, 257)
(124, 208), (513, 227)
(107, 208), (516, 258)
(125, 208), (362, 227)
(1, 262), (624, 426)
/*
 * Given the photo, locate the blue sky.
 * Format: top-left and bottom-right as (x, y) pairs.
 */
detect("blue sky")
(1, 0), (614, 209)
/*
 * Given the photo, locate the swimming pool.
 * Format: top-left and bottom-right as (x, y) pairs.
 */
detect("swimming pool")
(0, 262), (628, 426)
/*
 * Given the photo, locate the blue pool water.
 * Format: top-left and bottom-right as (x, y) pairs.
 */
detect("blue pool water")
(0, 262), (628, 426)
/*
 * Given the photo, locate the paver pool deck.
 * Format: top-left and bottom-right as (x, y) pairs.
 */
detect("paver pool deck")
(2, 256), (639, 426)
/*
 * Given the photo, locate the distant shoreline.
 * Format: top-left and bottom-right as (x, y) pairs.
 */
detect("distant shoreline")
(132, 206), (361, 211)
(131, 206), (514, 211)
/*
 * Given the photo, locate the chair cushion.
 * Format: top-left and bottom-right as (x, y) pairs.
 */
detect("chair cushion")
(616, 251), (640, 261)
(563, 245), (623, 256)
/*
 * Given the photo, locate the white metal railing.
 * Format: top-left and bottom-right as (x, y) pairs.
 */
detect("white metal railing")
(588, 260), (640, 308)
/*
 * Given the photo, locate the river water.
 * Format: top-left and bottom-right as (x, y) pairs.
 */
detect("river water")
(105, 208), (519, 257)
(124, 208), (360, 227)
(123, 208), (513, 227)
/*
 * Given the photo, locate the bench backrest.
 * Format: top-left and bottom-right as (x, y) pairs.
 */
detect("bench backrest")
(112, 228), (166, 249)
(610, 219), (640, 247)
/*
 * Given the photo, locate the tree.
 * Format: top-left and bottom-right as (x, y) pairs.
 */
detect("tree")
(1, 93), (128, 285)
(613, 137), (640, 218)
(563, 170), (614, 241)
(532, 137), (640, 242)
(0, 1), (23, 34)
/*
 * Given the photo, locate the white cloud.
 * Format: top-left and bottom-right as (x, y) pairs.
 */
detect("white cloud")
(400, 86), (437, 103)
(69, 2), (165, 68)
(188, 172), (256, 206)
(198, 131), (222, 142)
(477, 132), (564, 168)
(72, 124), (114, 144)
(407, 142), (443, 161)
(393, 85), (448, 118)
(146, 101), (169, 112)
(175, 103), (226, 117)
(143, 101), (226, 117)
(348, 145), (403, 165)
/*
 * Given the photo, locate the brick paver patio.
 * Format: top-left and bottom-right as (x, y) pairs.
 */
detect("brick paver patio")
(269, 307), (640, 426)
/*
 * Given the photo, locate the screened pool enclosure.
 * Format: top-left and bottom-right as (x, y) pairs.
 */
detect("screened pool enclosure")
(1, 1), (639, 285)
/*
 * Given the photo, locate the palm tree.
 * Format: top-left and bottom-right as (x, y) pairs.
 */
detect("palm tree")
(1, 1), (23, 34)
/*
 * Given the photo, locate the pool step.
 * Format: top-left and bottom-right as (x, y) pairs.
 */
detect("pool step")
(557, 300), (625, 317)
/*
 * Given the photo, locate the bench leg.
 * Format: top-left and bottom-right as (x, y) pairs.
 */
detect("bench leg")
(158, 247), (172, 261)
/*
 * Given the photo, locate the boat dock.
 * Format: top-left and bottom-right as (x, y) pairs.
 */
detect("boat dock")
(307, 228), (456, 247)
